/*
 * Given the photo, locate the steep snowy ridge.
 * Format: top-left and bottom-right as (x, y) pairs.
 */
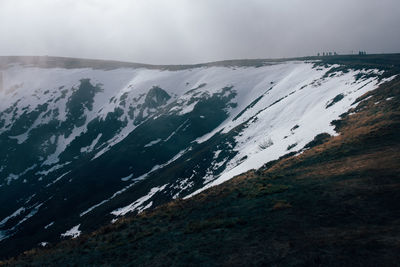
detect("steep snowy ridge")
(189, 67), (388, 196)
(0, 56), (394, 258)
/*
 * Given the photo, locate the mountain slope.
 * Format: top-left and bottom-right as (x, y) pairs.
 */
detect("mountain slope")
(4, 63), (400, 266)
(0, 54), (399, 259)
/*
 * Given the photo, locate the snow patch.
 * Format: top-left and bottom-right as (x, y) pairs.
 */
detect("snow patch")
(45, 171), (71, 187)
(5, 164), (37, 185)
(111, 184), (167, 217)
(61, 224), (81, 239)
(144, 138), (162, 148)
(0, 207), (25, 227)
(121, 173), (134, 181)
(80, 133), (102, 153)
(186, 71), (393, 199)
(44, 221), (54, 229)
(39, 242), (49, 247)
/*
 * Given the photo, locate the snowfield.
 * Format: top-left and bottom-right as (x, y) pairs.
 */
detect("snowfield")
(187, 67), (387, 197)
(0, 62), (369, 169)
(0, 59), (392, 244)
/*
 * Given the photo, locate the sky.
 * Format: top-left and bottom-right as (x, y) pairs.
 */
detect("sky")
(0, 0), (399, 65)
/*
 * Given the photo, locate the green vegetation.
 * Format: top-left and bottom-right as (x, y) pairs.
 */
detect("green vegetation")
(143, 86), (171, 109)
(290, 124), (299, 131)
(287, 143), (297, 150)
(326, 93), (344, 108)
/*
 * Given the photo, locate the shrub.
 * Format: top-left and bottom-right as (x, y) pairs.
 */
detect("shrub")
(287, 143), (297, 150)
(326, 94), (344, 108)
(259, 138), (273, 150)
(304, 133), (331, 149)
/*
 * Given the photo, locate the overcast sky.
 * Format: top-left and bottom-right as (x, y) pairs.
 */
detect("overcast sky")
(0, 0), (399, 64)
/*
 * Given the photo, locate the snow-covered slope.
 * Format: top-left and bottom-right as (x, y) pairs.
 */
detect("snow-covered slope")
(0, 57), (393, 257)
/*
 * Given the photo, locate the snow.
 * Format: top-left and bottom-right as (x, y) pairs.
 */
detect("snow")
(44, 221), (54, 229)
(164, 119), (189, 142)
(8, 132), (30, 144)
(353, 95), (373, 104)
(0, 207), (25, 227)
(1, 61), (307, 181)
(80, 133), (102, 153)
(80, 199), (110, 217)
(17, 203), (43, 225)
(172, 177), (195, 199)
(120, 147), (190, 185)
(0, 231), (9, 242)
(1, 62), (302, 168)
(0, 202), (44, 241)
(120, 173), (133, 181)
(24, 193), (36, 204)
(1, 60), (395, 228)
(178, 101), (198, 115)
(82, 148), (190, 216)
(144, 138), (162, 148)
(0, 66), (138, 166)
(45, 171), (71, 187)
(186, 71), (395, 199)
(111, 184), (168, 217)
(39, 242), (49, 247)
(61, 224), (81, 239)
(80, 175), (147, 216)
(213, 150), (222, 159)
(36, 162), (71, 176)
(5, 164), (37, 185)
(380, 75), (397, 83)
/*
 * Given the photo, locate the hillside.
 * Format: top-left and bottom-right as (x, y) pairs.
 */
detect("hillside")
(3, 57), (400, 266)
(0, 54), (399, 263)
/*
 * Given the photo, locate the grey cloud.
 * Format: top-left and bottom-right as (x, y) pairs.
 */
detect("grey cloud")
(0, 0), (399, 64)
